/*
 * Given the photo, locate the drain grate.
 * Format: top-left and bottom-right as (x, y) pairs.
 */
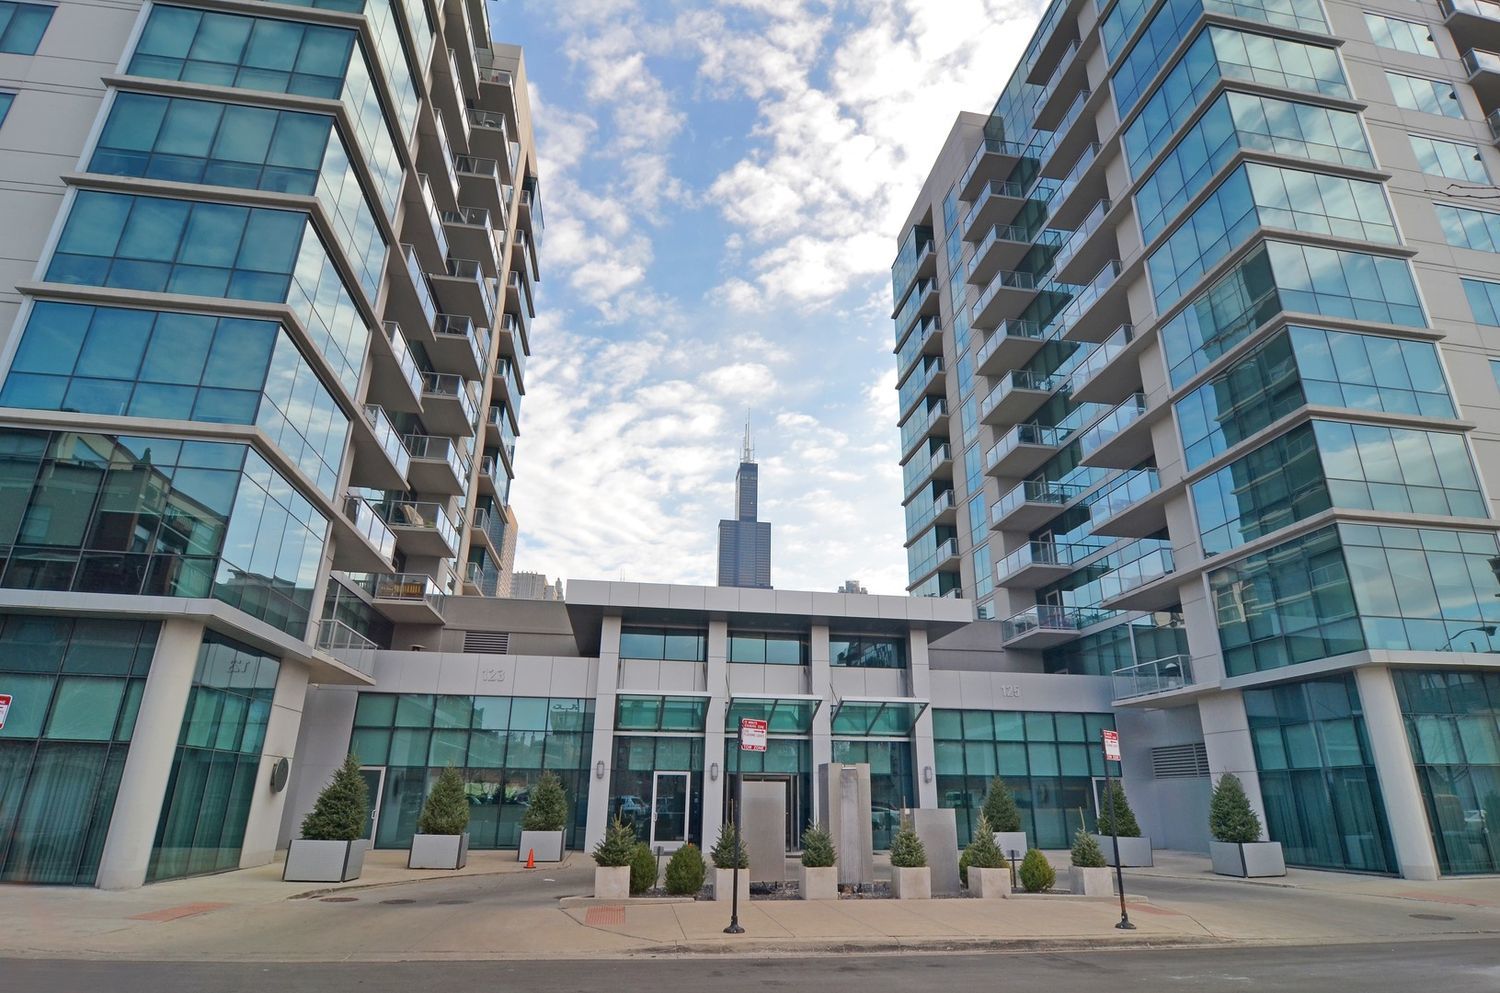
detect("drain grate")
(1410, 913), (1455, 921)
(320, 896), (358, 903)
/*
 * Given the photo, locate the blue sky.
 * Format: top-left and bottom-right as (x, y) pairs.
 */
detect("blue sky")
(491, 0), (1043, 594)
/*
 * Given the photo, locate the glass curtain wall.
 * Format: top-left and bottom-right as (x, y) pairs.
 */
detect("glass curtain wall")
(0, 616), (158, 885)
(610, 735), (704, 847)
(148, 633), (279, 882)
(831, 738), (915, 850)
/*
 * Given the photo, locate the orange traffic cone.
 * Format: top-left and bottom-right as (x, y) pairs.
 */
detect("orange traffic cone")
(525, 848), (536, 869)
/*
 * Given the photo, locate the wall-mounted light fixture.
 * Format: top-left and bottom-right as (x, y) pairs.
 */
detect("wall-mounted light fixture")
(595, 760), (606, 780)
(710, 762), (720, 781)
(922, 765), (933, 783)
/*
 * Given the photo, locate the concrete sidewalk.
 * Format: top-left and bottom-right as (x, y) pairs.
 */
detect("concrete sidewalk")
(0, 849), (1495, 962)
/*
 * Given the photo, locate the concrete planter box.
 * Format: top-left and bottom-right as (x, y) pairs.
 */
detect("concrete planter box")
(712, 867), (751, 903)
(1092, 834), (1153, 867)
(284, 839), (368, 882)
(594, 865), (630, 899)
(1070, 864), (1114, 896)
(408, 832), (468, 870)
(518, 830), (565, 863)
(993, 832), (1028, 861)
(1211, 840), (1286, 878)
(890, 866), (931, 899)
(968, 865), (1010, 898)
(799, 865), (838, 900)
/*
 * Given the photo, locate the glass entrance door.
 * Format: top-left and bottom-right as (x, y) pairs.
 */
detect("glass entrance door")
(358, 767), (385, 842)
(651, 771), (690, 850)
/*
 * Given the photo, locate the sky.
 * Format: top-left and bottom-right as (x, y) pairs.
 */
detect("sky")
(492, 0), (1045, 594)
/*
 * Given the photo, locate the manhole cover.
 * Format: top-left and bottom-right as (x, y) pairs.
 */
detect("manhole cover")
(1410, 913), (1455, 921)
(320, 897), (358, 903)
(436, 899), (470, 905)
(381, 899), (417, 905)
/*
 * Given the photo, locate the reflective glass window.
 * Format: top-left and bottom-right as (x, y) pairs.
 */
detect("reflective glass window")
(1365, 12), (1438, 56)
(1438, 203), (1500, 252)
(1410, 134), (1490, 183)
(0, 1), (52, 54)
(1386, 71), (1463, 117)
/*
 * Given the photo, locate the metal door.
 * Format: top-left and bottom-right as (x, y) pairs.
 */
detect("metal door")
(650, 771), (690, 851)
(357, 767), (385, 841)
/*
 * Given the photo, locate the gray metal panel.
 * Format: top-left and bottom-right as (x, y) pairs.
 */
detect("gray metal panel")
(905, 807), (960, 896)
(742, 780), (787, 884)
(819, 762), (873, 886)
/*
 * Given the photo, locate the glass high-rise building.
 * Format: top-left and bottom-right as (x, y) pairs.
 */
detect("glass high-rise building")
(894, 0), (1500, 877)
(0, 0), (540, 887)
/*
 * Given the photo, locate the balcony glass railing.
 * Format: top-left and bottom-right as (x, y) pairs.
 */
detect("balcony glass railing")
(1079, 393), (1147, 457)
(900, 399), (947, 454)
(1047, 142), (1101, 218)
(381, 321), (423, 398)
(417, 173), (449, 258)
(468, 106), (507, 136)
(343, 495), (397, 562)
(959, 137), (1031, 195)
(431, 114), (458, 196)
(909, 536), (959, 579)
(420, 371), (479, 426)
(362, 404), (411, 478)
(967, 224), (1063, 278)
(898, 357), (944, 414)
(1046, 259), (1120, 338)
(897, 314), (941, 372)
(402, 433), (472, 481)
(1000, 604), (1076, 642)
(970, 268), (1041, 322)
(903, 443), (951, 497)
(905, 489), (955, 536)
(1049, 198), (1110, 274)
(1444, 0), (1500, 20)
(356, 571), (446, 612)
(991, 478), (1087, 526)
(985, 422), (1069, 470)
(379, 500), (461, 552)
(1032, 38), (1080, 114)
(960, 179), (1027, 232)
(494, 358), (522, 409)
(996, 538), (1107, 579)
(1099, 539), (1175, 600)
(981, 368), (1067, 419)
(1069, 323), (1135, 394)
(894, 276), (936, 337)
(974, 318), (1056, 367)
(401, 244), (437, 327)
(1113, 655), (1194, 700)
(1087, 467), (1160, 523)
(435, 313), (489, 374)
(315, 619), (377, 676)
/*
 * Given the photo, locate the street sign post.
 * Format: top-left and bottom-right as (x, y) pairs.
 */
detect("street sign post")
(725, 718), (767, 934)
(0, 694), (9, 730)
(1101, 728), (1134, 930)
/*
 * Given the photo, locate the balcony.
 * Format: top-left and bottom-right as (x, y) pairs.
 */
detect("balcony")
(348, 404), (411, 490)
(475, 48), (518, 126)
(491, 360), (523, 423)
(991, 478), (1087, 531)
(421, 113), (461, 209)
(428, 313), (489, 380)
(1022, 0), (1080, 86)
(369, 320), (423, 413)
(506, 269), (535, 320)
(441, 205), (501, 269)
(447, 42), (480, 108)
(1100, 540), (1178, 611)
(1068, 324), (1141, 404)
(1088, 467), (1168, 538)
(961, 180), (1029, 240)
(1032, 38), (1085, 130)
(908, 536), (959, 584)
(432, 257), (498, 326)
(315, 619), (377, 677)
(975, 318), (1057, 375)
(979, 368), (1067, 426)
(418, 372), (478, 437)
(892, 275), (939, 335)
(902, 442), (953, 502)
(391, 244), (438, 338)
(1000, 604), (1083, 649)
(905, 490), (957, 543)
(404, 174), (449, 263)
(898, 356), (945, 420)
(1058, 260), (1126, 343)
(479, 452), (512, 497)
(336, 495), (397, 572)
(355, 571), (446, 624)
(1046, 142), (1105, 229)
(958, 137), (1031, 201)
(1036, 89), (1095, 179)
(469, 507), (496, 555)
(454, 155), (509, 219)
(968, 224), (1063, 287)
(1080, 393), (1153, 469)
(896, 313), (942, 378)
(402, 434), (471, 494)
(970, 268), (1040, 330)
(381, 500), (462, 559)
(1048, 198), (1114, 285)
(985, 422), (1068, 478)
(466, 107), (513, 176)
(899, 400), (949, 461)
(498, 311), (529, 368)
(996, 538), (1105, 588)
(1112, 655), (1195, 703)
(1445, 0), (1500, 57)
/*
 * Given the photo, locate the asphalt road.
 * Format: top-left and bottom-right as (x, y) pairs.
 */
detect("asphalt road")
(6, 939), (1499, 992)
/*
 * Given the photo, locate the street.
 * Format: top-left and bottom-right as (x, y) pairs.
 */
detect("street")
(5, 939), (1499, 992)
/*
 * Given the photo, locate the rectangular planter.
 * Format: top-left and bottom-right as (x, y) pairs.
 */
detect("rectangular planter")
(890, 865), (931, 899)
(409, 832), (468, 870)
(1070, 864), (1114, 897)
(283, 839), (368, 883)
(1092, 834), (1153, 867)
(594, 865), (630, 899)
(992, 832), (1028, 861)
(518, 830), (565, 863)
(969, 865), (1010, 899)
(1211, 840), (1286, 878)
(799, 864), (838, 900)
(712, 867), (751, 903)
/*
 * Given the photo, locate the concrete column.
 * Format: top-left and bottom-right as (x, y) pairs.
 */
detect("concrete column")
(239, 661), (309, 868)
(584, 615), (622, 850)
(808, 623), (832, 822)
(1355, 666), (1441, 880)
(1196, 690), (1271, 829)
(95, 618), (205, 890)
(701, 619), (729, 847)
(909, 629), (938, 808)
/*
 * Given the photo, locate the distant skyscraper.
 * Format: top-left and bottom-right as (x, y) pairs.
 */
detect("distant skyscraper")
(837, 580), (868, 594)
(717, 423), (772, 588)
(510, 572), (563, 601)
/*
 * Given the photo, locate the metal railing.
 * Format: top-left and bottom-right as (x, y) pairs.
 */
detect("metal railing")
(991, 478), (1087, 526)
(1069, 323), (1135, 394)
(362, 404), (411, 478)
(381, 321), (423, 399)
(1113, 655), (1194, 700)
(401, 243), (437, 327)
(985, 422), (1069, 470)
(342, 495), (397, 562)
(996, 538), (1107, 580)
(1079, 393), (1147, 457)
(357, 572), (447, 612)
(379, 500), (461, 552)
(315, 619), (377, 676)
(402, 433), (472, 481)
(1087, 467), (1159, 523)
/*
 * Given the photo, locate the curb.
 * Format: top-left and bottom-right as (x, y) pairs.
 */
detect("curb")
(621, 934), (1229, 957)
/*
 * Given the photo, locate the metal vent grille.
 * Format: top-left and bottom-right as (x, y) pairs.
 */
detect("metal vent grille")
(462, 631), (510, 654)
(1151, 743), (1210, 779)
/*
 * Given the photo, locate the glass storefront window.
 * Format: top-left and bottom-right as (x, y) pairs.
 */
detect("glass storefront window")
(618, 626), (706, 662)
(728, 631), (809, 665)
(829, 635), (907, 668)
(610, 734), (704, 847)
(831, 738), (915, 850)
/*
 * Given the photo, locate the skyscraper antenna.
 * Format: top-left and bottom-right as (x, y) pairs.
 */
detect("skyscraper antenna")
(742, 412), (754, 463)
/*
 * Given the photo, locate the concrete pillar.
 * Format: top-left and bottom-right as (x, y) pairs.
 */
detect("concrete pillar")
(808, 623), (832, 822)
(239, 661), (309, 868)
(95, 618), (205, 890)
(701, 619), (729, 847)
(1355, 666), (1441, 880)
(584, 614), (622, 850)
(1196, 690), (1271, 830)
(909, 629), (938, 808)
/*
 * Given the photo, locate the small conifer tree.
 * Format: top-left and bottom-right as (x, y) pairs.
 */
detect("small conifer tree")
(629, 842), (657, 894)
(889, 816), (927, 869)
(300, 753), (369, 841)
(521, 771), (569, 832)
(962, 813), (1006, 883)
(710, 822), (749, 869)
(665, 844), (707, 895)
(1071, 828), (1106, 868)
(801, 824), (836, 868)
(1019, 848), (1056, 892)
(1095, 781), (1142, 838)
(592, 816), (637, 867)
(416, 766), (470, 836)
(1209, 773), (1263, 844)
(982, 778), (1022, 833)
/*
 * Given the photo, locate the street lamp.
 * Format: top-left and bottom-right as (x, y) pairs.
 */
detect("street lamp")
(1441, 625), (1497, 652)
